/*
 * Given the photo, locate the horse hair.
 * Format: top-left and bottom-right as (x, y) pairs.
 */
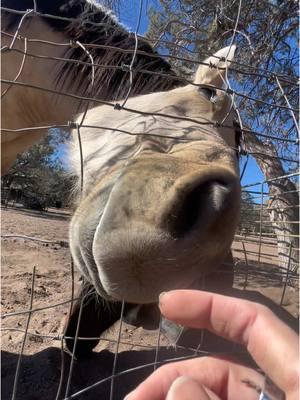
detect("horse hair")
(2, 0), (182, 101)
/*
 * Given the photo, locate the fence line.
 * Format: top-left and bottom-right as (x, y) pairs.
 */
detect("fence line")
(1, 9), (298, 85)
(1, 1), (299, 399)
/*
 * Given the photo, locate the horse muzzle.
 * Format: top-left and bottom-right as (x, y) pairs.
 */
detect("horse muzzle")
(71, 154), (240, 304)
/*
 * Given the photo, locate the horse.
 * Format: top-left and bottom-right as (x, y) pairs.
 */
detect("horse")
(1, 0), (241, 357)
(1, 0), (178, 172)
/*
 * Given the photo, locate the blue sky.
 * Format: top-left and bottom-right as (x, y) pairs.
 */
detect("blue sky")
(116, 0), (150, 33)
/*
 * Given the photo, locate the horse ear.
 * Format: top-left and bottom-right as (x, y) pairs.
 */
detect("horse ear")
(194, 45), (236, 88)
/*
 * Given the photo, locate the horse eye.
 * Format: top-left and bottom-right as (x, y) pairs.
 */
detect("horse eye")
(199, 87), (217, 102)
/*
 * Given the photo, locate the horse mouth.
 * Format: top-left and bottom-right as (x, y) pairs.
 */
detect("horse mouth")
(70, 214), (237, 304)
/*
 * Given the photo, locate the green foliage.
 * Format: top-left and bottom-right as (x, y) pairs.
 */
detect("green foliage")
(2, 130), (75, 209)
(238, 191), (260, 234)
(238, 191), (275, 235)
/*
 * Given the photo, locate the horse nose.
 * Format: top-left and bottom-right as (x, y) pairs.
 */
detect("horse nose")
(91, 161), (240, 303)
(159, 171), (239, 238)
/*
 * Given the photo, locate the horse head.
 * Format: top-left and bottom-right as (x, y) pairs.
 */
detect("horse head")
(70, 46), (241, 304)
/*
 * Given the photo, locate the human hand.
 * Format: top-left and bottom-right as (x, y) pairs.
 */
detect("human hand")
(125, 290), (299, 400)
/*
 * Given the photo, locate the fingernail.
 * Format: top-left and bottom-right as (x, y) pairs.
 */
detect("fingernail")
(166, 376), (209, 400)
(159, 291), (168, 306)
(166, 376), (189, 400)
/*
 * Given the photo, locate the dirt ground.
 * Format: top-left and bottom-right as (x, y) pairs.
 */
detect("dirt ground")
(1, 206), (299, 400)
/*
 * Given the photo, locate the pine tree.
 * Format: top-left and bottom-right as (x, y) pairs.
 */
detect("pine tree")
(2, 130), (74, 210)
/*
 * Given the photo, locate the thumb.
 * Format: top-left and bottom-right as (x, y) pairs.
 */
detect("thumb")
(166, 376), (217, 400)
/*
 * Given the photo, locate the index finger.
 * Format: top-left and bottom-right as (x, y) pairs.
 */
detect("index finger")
(159, 290), (299, 395)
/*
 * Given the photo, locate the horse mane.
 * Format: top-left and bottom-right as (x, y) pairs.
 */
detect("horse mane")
(2, 0), (181, 101)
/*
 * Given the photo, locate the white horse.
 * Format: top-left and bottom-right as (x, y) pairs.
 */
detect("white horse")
(70, 46), (240, 304)
(2, 1), (241, 356)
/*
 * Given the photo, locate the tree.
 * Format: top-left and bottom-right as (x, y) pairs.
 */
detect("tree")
(238, 191), (260, 234)
(245, 132), (299, 272)
(145, 0), (299, 272)
(2, 130), (74, 209)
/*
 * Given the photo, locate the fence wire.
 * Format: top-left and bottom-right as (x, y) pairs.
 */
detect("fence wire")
(1, 1), (299, 399)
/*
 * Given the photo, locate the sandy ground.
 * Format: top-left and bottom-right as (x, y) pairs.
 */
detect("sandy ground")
(1, 206), (299, 400)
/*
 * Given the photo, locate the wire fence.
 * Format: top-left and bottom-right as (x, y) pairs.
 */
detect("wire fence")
(1, 1), (299, 399)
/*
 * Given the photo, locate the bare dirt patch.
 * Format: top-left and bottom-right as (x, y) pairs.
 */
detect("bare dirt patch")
(1, 206), (298, 399)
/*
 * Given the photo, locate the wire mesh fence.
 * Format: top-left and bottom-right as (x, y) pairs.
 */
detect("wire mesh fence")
(1, 1), (299, 399)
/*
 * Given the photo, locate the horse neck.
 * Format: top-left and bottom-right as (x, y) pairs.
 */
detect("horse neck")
(2, 17), (81, 131)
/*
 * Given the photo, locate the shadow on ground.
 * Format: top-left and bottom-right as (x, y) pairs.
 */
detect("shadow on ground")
(2, 288), (298, 400)
(2, 346), (201, 400)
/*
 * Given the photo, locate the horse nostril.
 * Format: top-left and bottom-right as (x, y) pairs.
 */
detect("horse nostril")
(166, 179), (233, 238)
